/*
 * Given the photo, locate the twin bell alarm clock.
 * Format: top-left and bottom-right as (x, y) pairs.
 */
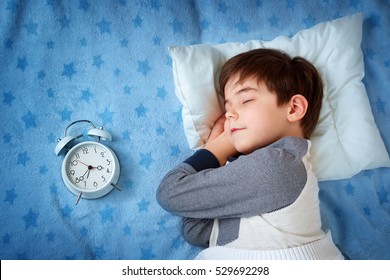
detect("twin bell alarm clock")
(55, 120), (121, 205)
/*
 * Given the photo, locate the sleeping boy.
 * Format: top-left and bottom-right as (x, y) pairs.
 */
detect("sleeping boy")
(156, 48), (344, 259)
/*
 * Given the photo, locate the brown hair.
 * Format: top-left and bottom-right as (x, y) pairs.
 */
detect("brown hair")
(219, 48), (323, 139)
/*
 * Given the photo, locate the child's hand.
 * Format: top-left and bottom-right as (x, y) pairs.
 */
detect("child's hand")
(207, 115), (226, 143)
(204, 115), (237, 165)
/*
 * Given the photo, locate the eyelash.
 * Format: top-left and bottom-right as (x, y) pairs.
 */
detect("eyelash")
(243, 99), (253, 104)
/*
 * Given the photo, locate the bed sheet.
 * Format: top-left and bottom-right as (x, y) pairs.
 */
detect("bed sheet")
(1, 0), (389, 260)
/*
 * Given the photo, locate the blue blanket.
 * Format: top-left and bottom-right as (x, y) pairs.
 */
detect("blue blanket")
(1, 0), (389, 260)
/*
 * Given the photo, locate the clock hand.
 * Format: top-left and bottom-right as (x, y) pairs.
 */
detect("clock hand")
(77, 160), (90, 167)
(75, 165), (94, 184)
(77, 160), (96, 169)
(79, 168), (89, 180)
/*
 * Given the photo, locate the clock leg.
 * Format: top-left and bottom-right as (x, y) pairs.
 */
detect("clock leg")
(111, 183), (122, 191)
(75, 192), (83, 205)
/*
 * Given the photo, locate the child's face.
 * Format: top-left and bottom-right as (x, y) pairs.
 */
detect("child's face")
(224, 74), (291, 154)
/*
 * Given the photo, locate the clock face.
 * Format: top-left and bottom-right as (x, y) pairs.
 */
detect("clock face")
(63, 142), (118, 193)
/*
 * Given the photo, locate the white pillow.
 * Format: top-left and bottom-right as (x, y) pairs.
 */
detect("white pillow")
(168, 13), (390, 181)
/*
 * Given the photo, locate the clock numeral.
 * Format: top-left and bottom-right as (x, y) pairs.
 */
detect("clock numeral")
(101, 175), (106, 182)
(70, 170), (75, 175)
(75, 153), (80, 159)
(93, 181), (98, 188)
(71, 160), (78, 166)
(94, 146), (97, 153)
(107, 168), (110, 173)
(75, 176), (84, 184)
(106, 159), (112, 165)
(82, 147), (89, 154)
(100, 152), (105, 158)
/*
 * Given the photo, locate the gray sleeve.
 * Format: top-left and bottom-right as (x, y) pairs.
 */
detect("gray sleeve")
(182, 218), (213, 247)
(156, 138), (308, 219)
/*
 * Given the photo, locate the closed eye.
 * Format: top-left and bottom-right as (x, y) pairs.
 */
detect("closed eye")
(243, 99), (254, 104)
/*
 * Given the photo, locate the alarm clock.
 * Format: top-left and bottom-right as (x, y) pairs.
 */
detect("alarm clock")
(55, 120), (121, 205)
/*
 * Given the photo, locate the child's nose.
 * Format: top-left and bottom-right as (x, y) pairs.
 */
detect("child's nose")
(225, 110), (238, 120)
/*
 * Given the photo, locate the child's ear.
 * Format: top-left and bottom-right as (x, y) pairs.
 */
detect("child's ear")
(287, 94), (308, 123)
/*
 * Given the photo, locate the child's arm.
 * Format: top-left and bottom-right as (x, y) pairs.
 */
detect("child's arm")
(157, 137), (308, 219)
(182, 218), (213, 247)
